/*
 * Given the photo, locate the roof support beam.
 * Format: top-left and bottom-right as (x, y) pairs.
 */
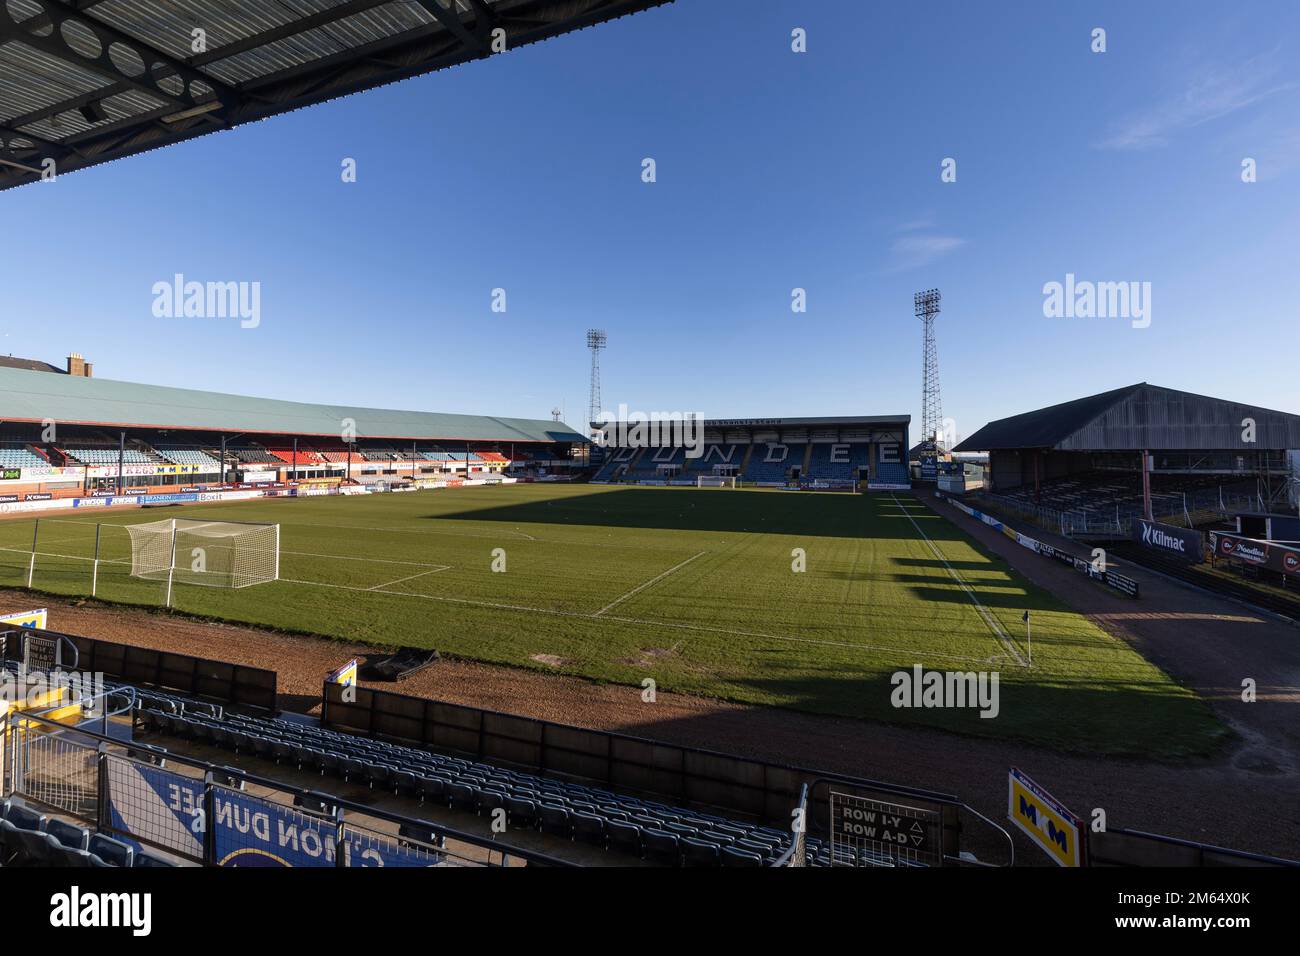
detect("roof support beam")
(0, 0), (237, 116)
(0, 0), (396, 136)
(411, 0), (494, 54)
(0, 0), (674, 192)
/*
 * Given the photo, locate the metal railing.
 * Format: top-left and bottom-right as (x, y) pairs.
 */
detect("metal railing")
(2, 707), (574, 868)
(975, 483), (1264, 538)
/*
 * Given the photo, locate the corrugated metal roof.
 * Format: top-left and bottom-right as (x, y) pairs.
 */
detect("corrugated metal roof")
(0, 365), (586, 443)
(1, 0), (675, 189)
(954, 385), (1141, 451)
(955, 384), (1300, 453)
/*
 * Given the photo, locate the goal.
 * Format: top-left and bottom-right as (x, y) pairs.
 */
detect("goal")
(126, 518), (280, 592)
(696, 475), (737, 489)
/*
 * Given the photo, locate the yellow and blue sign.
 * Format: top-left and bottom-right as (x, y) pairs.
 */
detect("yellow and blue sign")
(328, 658), (359, 687)
(1008, 768), (1085, 867)
(0, 607), (47, 629)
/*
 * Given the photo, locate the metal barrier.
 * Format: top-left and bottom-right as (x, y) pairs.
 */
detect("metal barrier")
(1089, 828), (1299, 868)
(0, 627), (276, 713)
(773, 783), (808, 867)
(975, 485), (1263, 539)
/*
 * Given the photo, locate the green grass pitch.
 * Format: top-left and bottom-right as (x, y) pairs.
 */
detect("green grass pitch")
(0, 485), (1224, 757)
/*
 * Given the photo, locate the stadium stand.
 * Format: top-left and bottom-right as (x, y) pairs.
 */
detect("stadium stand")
(133, 698), (884, 867)
(743, 444), (806, 483)
(626, 447), (686, 477)
(955, 384), (1300, 529)
(874, 460), (910, 485)
(152, 445), (222, 470)
(59, 445), (156, 465)
(0, 444), (47, 468)
(689, 444), (742, 473)
(807, 443), (871, 481)
(264, 447), (327, 465)
(229, 446), (281, 464)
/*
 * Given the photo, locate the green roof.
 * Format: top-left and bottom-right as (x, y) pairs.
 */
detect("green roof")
(0, 366), (585, 445)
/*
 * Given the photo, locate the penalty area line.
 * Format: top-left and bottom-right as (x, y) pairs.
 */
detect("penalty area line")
(592, 551), (708, 617)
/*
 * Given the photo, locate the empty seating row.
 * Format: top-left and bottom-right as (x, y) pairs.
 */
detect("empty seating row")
(0, 444), (47, 468)
(806, 443), (871, 481)
(152, 445), (221, 470)
(874, 461), (910, 484)
(0, 797), (175, 867)
(263, 447), (328, 464)
(229, 446), (281, 464)
(140, 706), (832, 867)
(60, 446), (155, 465)
(743, 444), (806, 482)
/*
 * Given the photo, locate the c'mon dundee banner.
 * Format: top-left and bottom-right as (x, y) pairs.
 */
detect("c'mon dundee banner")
(105, 758), (439, 867)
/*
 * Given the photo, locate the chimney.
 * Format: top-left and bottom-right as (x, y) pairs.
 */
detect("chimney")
(66, 353), (90, 377)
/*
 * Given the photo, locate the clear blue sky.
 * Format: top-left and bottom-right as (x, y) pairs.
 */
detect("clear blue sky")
(5, 0), (1298, 441)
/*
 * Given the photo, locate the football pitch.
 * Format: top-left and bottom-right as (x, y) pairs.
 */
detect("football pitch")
(0, 485), (1224, 757)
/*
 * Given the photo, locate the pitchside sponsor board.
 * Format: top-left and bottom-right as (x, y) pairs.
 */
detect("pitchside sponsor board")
(1007, 768), (1084, 867)
(1210, 532), (1300, 576)
(1132, 518), (1203, 563)
(105, 760), (440, 867)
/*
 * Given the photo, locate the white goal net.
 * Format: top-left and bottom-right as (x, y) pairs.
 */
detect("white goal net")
(696, 476), (737, 488)
(126, 518), (279, 590)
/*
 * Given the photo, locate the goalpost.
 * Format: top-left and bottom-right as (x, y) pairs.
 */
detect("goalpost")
(696, 475), (737, 489)
(125, 518), (279, 605)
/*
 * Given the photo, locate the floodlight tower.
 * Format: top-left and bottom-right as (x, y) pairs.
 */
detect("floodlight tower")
(915, 289), (943, 455)
(551, 407), (562, 422)
(586, 329), (606, 437)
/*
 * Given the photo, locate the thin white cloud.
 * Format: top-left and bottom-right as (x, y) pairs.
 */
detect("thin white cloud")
(1098, 51), (1297, 151)
(888, 235), (966, 272)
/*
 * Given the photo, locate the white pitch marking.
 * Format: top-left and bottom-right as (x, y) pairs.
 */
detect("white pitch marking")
(890, 494), (1028, 667)
(273, 574), (1011, 666)
(280, 549), (450, 570)
(592, 550), (708, 617)
(365, 566), (451, 591)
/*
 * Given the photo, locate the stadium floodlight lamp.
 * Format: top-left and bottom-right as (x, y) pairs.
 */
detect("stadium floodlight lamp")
(586, 329), (607, 350)
(914, 289), (942, 317)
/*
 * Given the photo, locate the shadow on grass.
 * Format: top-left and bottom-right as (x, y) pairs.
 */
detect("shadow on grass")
(433, 487), (894, 538)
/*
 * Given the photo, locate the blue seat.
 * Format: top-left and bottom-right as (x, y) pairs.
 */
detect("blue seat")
(643, 829), (680, 866)
(478, 789), (507, 818)
(506, 796), (538, 828)
(607, 820), (643, 857)
(721, 845), (764, 867)
(47, 818), (89, 851)
(449, 784), (479, 814)
(539, 804), (570, 838)
(89, 833), (134, 867)
(682, 836), (720, 867)
(392, 770), (417, 796)
(134, 851), (178, 867)
(571, 812), (606, 848)
(419, 775), (449, 806)
(1, 802), (48, 864)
